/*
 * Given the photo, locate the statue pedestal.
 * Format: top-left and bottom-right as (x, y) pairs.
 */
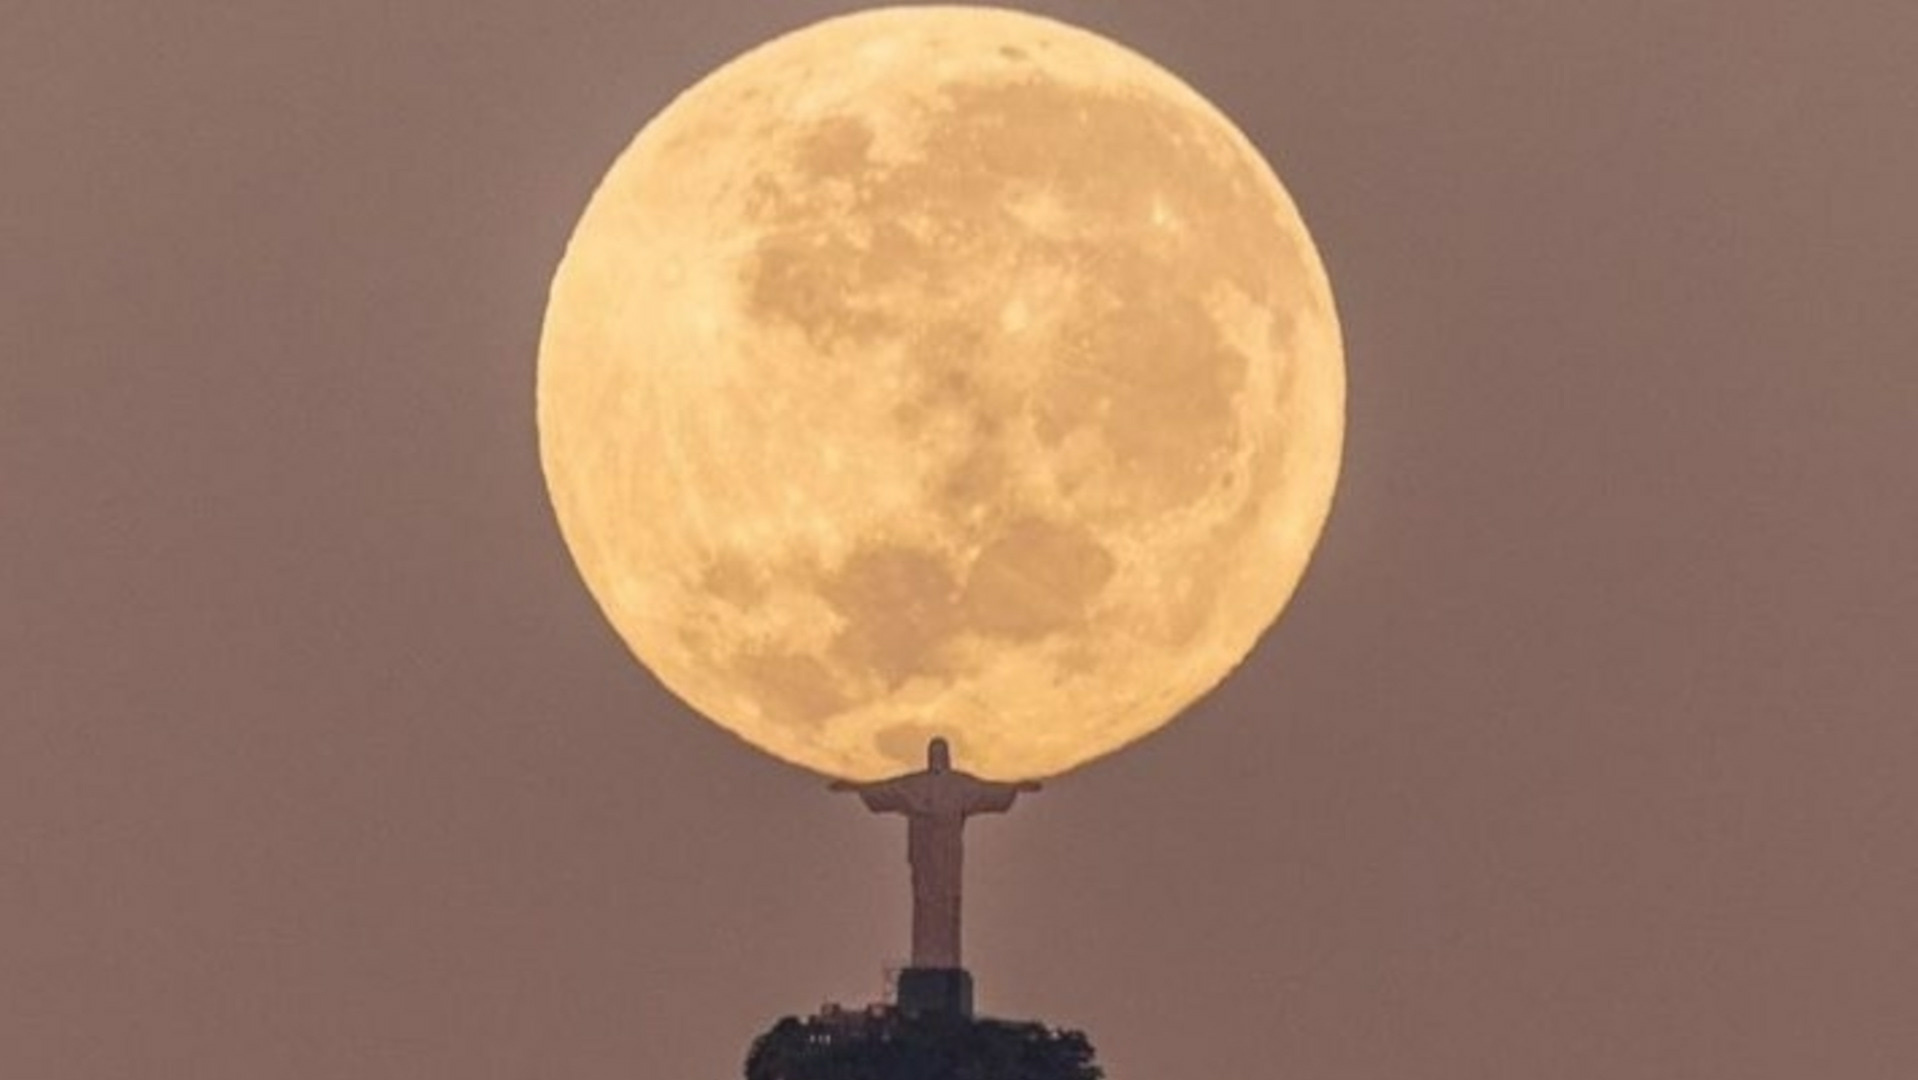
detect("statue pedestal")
(895, 967), (974, 1018)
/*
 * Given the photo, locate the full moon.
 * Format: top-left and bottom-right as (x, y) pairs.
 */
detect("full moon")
(539, 6), (1343, 780)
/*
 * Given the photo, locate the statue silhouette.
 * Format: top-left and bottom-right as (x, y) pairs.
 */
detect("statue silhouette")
(831, 738), (1041, 971)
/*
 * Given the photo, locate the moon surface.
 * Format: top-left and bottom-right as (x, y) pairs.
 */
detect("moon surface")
(538, 6), (1343, 781)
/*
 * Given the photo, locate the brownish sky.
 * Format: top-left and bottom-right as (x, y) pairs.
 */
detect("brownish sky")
(3, 2), (1914, 1078)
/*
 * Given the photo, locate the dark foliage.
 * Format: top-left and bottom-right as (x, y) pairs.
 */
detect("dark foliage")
(745, 1009), (1103, 1080)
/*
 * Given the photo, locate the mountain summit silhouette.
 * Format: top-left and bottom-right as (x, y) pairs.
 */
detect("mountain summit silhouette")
(745, 1006), (1103, 1080)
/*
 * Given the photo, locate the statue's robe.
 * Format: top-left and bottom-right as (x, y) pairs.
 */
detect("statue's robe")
(850, 769), (1026, 969)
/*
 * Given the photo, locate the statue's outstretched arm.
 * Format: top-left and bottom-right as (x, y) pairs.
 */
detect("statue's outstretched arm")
(830, 776), (912, 814)
(963, 778), (1042, 815)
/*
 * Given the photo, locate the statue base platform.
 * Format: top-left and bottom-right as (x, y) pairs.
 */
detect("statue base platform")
(895, 967), (974, 1018)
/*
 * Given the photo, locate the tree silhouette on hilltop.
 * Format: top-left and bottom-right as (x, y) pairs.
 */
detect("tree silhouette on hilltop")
(745, 1009), (1103, 1080)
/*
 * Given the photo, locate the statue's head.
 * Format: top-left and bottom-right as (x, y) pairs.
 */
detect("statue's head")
(928, 737), (952, 773)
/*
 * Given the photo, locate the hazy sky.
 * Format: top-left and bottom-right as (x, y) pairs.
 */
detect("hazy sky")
(3, 2), (1914, 1078)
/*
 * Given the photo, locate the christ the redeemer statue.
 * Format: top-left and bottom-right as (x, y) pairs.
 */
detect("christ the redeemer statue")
(831, 737), (1040, 1016)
